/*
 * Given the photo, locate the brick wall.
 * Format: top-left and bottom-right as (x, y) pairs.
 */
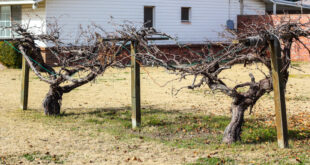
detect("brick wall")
(238, 14), (310, 62)
(40, 48), (57, 66)
(40, 44), (223, 66)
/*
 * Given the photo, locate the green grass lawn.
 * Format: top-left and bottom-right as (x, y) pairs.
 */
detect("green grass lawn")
(16, 107), (310, 165)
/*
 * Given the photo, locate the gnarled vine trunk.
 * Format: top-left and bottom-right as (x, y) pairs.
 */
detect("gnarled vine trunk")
(222, 77), (273, 143)
(43, 86), (63, 115)
(222, 102), (249, 144)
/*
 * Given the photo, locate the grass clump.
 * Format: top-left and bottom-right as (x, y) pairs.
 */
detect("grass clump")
(22, 152), (64, 164)
(190, 157), (235, 165)
(23, 153), (36, 162)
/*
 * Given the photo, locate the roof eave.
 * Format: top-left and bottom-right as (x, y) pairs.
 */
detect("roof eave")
(0, 0), (43, 5)
(265, 0), (310, 10)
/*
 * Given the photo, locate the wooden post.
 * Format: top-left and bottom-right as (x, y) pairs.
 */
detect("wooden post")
(269, 38), (289, 148)
(21, 56), (30, 110)
(131, 41), (141, 129)
(100, 37), (168, 129)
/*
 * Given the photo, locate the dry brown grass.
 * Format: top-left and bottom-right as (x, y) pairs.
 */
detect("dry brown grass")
(0, 62), (309, 164)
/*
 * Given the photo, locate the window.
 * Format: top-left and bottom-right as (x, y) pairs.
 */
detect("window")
(144, 6), (154, 28)
(0, 6), (11, 38)
(0, 5), (21, 38)
(181, 7), (191, 23)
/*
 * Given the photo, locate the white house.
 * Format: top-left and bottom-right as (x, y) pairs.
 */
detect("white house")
(0, 0), (270, 46)
(2, 0), (310, 44)
(1, 0), (310, 45)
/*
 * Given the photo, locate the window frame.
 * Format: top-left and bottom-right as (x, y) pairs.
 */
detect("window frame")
(0, 5), (12, 38)
(144, 6), (155, 28)
(181, 7), (191, 23)
(0, 5), (21, 39)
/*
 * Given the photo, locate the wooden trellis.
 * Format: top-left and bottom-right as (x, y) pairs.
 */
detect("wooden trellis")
(21, 56), (29, 110)
(269, 38), (289, 148)
(20, 36), (288, 148)
(20, 36), (168, 129)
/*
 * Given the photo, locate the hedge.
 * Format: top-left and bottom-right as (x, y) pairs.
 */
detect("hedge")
(0, 41), (22, 68)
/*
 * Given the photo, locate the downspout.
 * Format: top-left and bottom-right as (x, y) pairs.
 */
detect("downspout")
(272, 0), (277, 14)
(228, 0), (231, 19)
(301, 0), (303, 14)
(240, 0), (244, 15)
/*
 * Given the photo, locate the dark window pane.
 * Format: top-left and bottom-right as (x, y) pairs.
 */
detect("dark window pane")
(144, 7), (153, 28)
(12, 5), (22, 24)
(181, 7), (190, 22)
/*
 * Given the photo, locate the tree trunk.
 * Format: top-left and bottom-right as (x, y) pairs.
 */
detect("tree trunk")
(43, 86), (63, 115)
(222, 103), (248, 144)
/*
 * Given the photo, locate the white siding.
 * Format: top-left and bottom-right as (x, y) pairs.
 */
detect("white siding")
(243, 0), (266, 15)
(21, 1), (46, 35)
(44, 0), (265, 44)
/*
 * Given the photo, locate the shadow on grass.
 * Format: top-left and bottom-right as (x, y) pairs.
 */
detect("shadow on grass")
(25, 107), (310, 148)
(58, 108), (228, 148)
(59, 106), (131, 117)
(242, 118), (310, 144)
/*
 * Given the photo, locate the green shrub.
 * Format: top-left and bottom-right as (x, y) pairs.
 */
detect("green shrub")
(0, 41), (22, 68)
